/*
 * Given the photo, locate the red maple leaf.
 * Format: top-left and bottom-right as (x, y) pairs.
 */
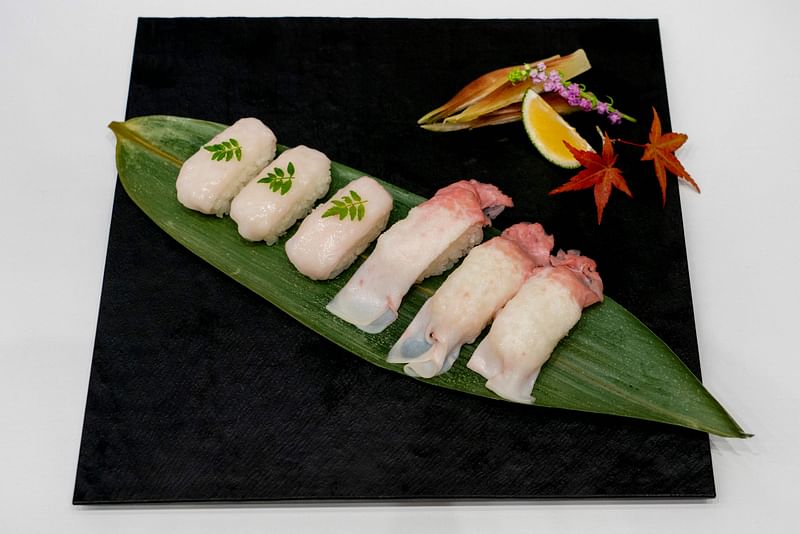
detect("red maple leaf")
(549, 132), (632, 224)
(641, 107), (700, 205)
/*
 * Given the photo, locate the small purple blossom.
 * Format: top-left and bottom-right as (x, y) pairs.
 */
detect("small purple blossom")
(566, 83), (581, 97)
(524, 66), (630, 124)
(530, 70), (547, 84)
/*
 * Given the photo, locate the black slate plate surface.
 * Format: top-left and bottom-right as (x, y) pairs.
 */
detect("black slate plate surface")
(74, 17), (714, 503)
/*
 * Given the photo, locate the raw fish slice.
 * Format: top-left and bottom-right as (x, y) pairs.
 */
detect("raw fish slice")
(176, 117), (277, 216)
(549, 249), (604, 307)
(467, 250), (603, 403)
(387, 223), (554, 378)
(326, 180), (513, 333)
(500, 221), (555, 266)
(285, 176), (393, 280)
(230, 145), (331, 244)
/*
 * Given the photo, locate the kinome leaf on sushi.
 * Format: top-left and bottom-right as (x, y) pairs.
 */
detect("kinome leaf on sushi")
(109, 115), (750, 438)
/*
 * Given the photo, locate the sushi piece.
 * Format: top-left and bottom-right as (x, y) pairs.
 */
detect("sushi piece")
(285, 176), (393, 280)
(387, 223), (554, 378)
(230, 145), (331, 244)
(467, 250), (603, 404)
(176, 117), (277, 216)
(326, 180), (513, 334)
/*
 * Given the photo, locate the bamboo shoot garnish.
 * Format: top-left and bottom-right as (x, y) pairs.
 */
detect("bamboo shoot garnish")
(420, 95), (575, 132)
(419, 50), (591, 129)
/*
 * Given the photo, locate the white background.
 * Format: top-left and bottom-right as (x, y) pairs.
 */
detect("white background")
(1, 1), (798, 532)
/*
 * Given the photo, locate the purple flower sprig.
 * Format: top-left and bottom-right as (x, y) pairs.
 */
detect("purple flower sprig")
(507, 63), (635, 124)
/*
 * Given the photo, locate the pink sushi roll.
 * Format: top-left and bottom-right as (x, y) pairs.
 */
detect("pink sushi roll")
(387, 223), (554, 378)
(467, 250), (603, 404)
(326, 180), (514, 334)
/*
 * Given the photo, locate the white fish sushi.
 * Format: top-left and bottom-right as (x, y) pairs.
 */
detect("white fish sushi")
(326, 180), (513, 334)
(176, 117), (277, 216)
(467, 250), (603, 404)
(285, 176), (393, 280)
(230, 145), (331, 244)
(387, 223), (554, 378)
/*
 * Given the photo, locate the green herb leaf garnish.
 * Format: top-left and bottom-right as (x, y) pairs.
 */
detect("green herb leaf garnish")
(203, 138), (242, 161)
(322, 190), (368, 221)
(257, 162), (296, 195)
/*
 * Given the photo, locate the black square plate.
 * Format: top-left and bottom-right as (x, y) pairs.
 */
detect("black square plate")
(74, 17), (713, 503)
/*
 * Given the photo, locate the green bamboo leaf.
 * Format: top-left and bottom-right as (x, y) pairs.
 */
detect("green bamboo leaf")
(350, 189), (362, 202)
(287, 161), (295, 175)
(275, 167), (284, 177)
(108, 115), (750, 438)
(357, 203), (366, 221)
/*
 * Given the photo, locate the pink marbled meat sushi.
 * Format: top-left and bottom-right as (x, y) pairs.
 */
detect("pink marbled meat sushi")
(326, 180), (513, 334)
(467, 249), (603, 403)
(387, 223), (554, 378)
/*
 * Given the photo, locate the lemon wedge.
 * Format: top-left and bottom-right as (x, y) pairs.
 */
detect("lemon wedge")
(521, 89), (593, 168)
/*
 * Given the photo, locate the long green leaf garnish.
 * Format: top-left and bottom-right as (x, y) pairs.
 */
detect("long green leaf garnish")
(109, 115), (750, 438)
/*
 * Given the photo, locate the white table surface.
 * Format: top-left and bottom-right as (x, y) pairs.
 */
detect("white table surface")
(1, 1), (797, 532)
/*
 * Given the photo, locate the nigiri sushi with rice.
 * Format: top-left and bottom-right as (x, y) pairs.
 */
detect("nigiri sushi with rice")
(325, 180), (513, 334)
(176, 117), (277, 217)
(230, 145), (331, 244)
(467, 249), (603, 404)
(285, 176), (393, 280)
(387, 223), (555, 379)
